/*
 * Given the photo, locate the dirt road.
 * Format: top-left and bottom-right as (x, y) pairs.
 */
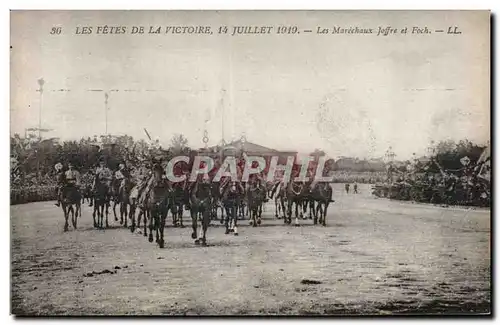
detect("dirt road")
(11, 184), (491, 315)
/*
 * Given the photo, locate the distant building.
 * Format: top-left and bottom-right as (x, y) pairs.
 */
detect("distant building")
(202, 139), (298, 165)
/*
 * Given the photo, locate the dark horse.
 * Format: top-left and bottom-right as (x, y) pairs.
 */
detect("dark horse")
(170, 180), (188, 228)
(310, 182), (334, 226)
(92, 176), (111, 229)
(286, 181), (306, 226)
(247, 181), (266, 227)
(143, 166), (171, 248)
(117, 177), (133, 228)
(60, 184), (81, 232)
(220, 180), (245, 235)
(210, 182), (225, 224)
(189, 177), (212, 246)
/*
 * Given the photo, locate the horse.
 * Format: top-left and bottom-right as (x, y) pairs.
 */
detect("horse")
(310, 182), (334, 226)
(286, 181), (306, 226)
(81, 183), (93, 205)
(117, 177), (133, 228)
(129, 180), (148, 234)
(210, 182), (225, 224)
(300, 182), (315, 220)
(170, 181), (187, 228)
(60, 183), (82, 232)
(189, 177), (212, 246)
(270, 181), (288, 219)
(110, 177), (122, 223)
(143, 170), (171, 248)
(92, 176), (111, 229)
(247, 181), (266, 227)
(237, 191), (248, 220)
(221, 180), (245, 235)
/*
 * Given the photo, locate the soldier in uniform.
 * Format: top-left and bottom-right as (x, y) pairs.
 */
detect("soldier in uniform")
(65, 162), (81, 187)
(89, 158), (113, 207)
(113, 163), (130, 196)
(54, 162), (65, 207)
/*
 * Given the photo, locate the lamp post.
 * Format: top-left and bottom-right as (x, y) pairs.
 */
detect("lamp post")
(37, 78), (45, 140)
(385, 146), (396, 183)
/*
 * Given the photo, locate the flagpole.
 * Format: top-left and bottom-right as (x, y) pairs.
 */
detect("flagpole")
(37, 78), (45, 140)
(105, 92), (109, 135)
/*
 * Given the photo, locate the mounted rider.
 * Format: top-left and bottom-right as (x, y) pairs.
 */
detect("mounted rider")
(113, 162), (130, 197)
(54, 162), (65, 207)
(129, 159), (151, 205)
(248, 164), (268, 202)
(89, 158), (113, 206)
(55, 162), (81, 207)
(65, 162), (81, 187)
(138, 159), (164, 207)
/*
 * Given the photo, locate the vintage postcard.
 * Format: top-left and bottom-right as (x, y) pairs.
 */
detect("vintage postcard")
(10, 10), (491, 316)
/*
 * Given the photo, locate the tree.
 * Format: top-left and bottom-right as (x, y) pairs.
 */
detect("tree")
(170, 134), (189, 155)
(310, 149), (326, 157)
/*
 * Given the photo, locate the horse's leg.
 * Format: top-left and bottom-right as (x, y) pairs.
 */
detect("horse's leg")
(275, 199), (280, 219)
(172, 204), (178, 227)
(62, 205), (69, 232)
(75, 204), (81, 229)
(317, 204), (323, 224)
(219, 203), (225, 224)
(322, 201), (329, 227)
(282, 198), (287, 219)
(201, 208), (209, 246)
(313, 201), (319, 225)
(68, 206), (73, 229)
(294, 201), (300, 227)
(92, 203), (97, 227)
(130, 202), (136, 233)
(224, 205), (230, 234)
(123, 201), (129, 227)
(119, 200), (124, 225)
(100, 204), (105, 228)
(191, 208), (199, 244)
(159, 209), (166, 248)
(287, 201), (292, 224)
(97, 204), (102, 228)
(142, 209), (148, 237)
(232, 205), (239, 236)
(257, 203), (262, 225)
(105, 202), (110, 228)
(148, 209), (154, 243)
(137, 208), (142, 229)
(113, 199), (119, 222)
(252, 206), (257, 227)
(154, 208), (160, 244)
(179, 205), (185, 228)
(72, 205), (77, 229)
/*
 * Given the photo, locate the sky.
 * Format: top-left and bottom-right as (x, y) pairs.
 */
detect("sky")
(10, 10), (490, 160)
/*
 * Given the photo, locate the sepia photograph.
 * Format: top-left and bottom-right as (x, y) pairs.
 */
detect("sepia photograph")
(10, 10), (491, 316)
